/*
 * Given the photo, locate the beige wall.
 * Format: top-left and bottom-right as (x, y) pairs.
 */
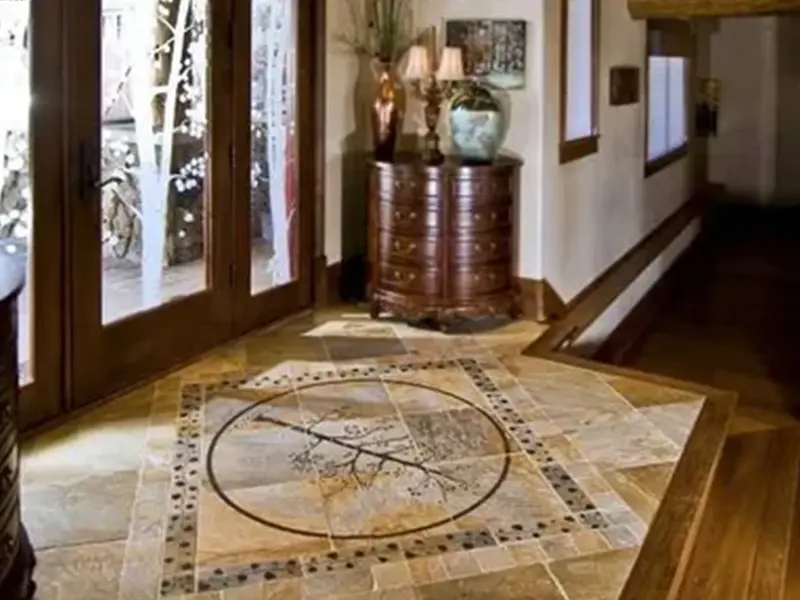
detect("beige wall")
(542, 0), (694, 305)
(324, 0), (696, 330)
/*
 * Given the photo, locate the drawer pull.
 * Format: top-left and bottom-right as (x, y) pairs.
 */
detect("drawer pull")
(408, 273), (417, 281)
(474, 214), (481, 222)
(490, 212), (497, 220)
(474, 243), (482, 252)
(393, 241), (418, 252)
(490, 242), (497, 250)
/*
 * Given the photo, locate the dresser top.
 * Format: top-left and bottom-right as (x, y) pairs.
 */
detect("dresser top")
(370, 153), (523, 170)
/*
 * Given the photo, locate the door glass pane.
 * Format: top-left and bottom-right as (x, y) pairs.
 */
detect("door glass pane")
(0, 1), (32, 383)
(101, 0), (209, 323)
(250, 0), (297, 295)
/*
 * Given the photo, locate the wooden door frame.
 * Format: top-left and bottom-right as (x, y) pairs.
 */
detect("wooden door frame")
(64, 0), (237, 407)
(229, 0), (325, 335)
(17, 0), (66, 430)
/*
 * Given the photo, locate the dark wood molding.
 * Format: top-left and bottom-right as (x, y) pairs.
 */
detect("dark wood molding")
(314, 255), (329, 308)
(645, 143), (689, 178)
(525, 195), (705, 356)
(516, 278), (567, 323)
(593, 232), (704, 365)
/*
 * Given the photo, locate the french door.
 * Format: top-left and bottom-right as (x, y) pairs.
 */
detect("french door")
(48, 0), (316, 411)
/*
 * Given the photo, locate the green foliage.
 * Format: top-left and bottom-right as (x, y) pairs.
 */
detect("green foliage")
(335, 0), (416, 64)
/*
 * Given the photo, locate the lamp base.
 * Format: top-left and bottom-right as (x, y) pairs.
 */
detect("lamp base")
(421, 130), (444, 165)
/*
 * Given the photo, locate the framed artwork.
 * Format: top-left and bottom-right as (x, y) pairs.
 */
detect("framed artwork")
(609, 66), (640, 106)
(445, 19), (527, 90)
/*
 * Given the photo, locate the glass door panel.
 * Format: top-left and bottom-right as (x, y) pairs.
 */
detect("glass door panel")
(233, 0), (313, 333)
(0, 1), (32, 382)
(249, 0), (298, 296)
(100, 0), (210, 323)
(68, 0), (233, 406)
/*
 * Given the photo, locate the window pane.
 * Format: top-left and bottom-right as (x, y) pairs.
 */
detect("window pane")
(565, 0), (594, 140)
(667, 58), (687, 150)
(100, 0), (209, 324)
(250, 0), (298, 295)
(0, 1), (32, 383)
(648, 57), (668, 160)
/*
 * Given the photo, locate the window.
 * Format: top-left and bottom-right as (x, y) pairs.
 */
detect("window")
(647, 57), (687, 163)
(560, 0), (599, 163)
(645, 21), (690, 176)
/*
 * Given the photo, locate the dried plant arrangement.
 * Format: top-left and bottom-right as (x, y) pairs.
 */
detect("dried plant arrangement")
(335, 0), (418, 64)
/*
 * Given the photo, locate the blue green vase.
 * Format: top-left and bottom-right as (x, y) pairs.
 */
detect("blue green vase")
(449, 80), (505, 163)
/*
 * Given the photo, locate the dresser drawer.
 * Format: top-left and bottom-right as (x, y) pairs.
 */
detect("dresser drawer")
(451, 171), (514, 204)
(450, 206), (511, 233)
(379, 263), (439, 296)
(380, 232), (439, 265)
(374, 173), (443, 204)
(450, 231), (511, 265)
(378, 201), (440, 234)
(449, 266), (510, 298)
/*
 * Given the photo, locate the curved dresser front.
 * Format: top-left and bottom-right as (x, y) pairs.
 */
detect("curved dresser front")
(367, 153), (522, 327)
(0, 256), (35, 600)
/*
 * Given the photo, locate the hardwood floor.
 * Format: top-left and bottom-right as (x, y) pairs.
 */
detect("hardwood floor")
(620, 203), (800, 598)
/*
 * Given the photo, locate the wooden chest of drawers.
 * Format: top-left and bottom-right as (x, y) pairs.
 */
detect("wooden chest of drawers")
(367, 154), (522, 328)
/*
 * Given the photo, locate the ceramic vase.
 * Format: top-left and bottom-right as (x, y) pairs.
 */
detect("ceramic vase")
(449, 80), (505, 163)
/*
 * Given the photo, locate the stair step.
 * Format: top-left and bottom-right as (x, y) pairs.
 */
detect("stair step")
(676, 428), (800, 599)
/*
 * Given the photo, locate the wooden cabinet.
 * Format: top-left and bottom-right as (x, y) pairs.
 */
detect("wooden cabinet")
(367, 154), (522, 328)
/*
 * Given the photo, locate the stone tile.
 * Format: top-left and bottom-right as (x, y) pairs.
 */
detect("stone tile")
(371, 560), (414, 590)
(605, 375), (704, 408)
(616, 463), (675, 499)
(403, 409), (509, 463)
(300, 567), (375, 598)
(407, 556), (449, 585)
(298, 381), (397, 422)
(505, 540), (547, 566)
(118, 539), (165, 600)
(196, 487), (332, 567)
(639, 400), (704, 446)
(35, 540), (128, 600)
(440, 550), (482, 579)
(415, 563), (565, 599)
(540, 533), (579, 561)
(602, 470), (661, 523)
(567, 412), (682, 471)
(222, 579), (302, 599)
(548, 547), (639, 600)
(471, 546), (515, 572)
(601, 525), (641, 550)
(324, 336), (408, 361)
(22, 469), (140, 549)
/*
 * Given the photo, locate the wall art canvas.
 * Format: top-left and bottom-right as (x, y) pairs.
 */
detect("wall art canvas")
(445, 19), (527, 90)
(609, 66), (640, 106)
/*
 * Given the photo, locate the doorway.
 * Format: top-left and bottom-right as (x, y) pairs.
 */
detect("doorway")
(1, 0), (320, 426)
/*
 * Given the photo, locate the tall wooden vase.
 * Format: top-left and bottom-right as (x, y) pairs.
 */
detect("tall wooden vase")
(371, 61), (400, 161)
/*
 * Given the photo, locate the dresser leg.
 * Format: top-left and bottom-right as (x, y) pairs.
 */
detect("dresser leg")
(369, 299), (381, 320)
(1, 527), (36, 600)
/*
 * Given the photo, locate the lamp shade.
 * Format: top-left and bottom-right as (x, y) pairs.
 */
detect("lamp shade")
(404, 45), (431, 80)
(436, 47), (465, 81)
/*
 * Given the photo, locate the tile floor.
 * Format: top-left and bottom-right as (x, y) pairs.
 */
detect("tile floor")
(20, 307), (706, 599)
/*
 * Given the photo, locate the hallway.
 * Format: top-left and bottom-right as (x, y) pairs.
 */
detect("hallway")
(618, 202), (800, 598)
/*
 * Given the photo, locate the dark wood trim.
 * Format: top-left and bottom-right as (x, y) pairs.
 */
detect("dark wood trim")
(593, 231), (703, 365)
(516, 277), (567, 323)
(645, 143), (689, 177)
(525, 195), (705, 356)
(559, 135), (599, 164)
(559, 0), (600, 164)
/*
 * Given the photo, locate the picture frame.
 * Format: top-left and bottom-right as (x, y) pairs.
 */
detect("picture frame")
(609, 65), (640, 106)
(444, 19), (527, 90)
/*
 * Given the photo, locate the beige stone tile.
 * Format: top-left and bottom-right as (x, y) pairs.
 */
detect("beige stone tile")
(22, 469), (140, 549)
(547, 547), (639, 600)
(298, 380), (396, 421)
(639, 400), (704, 446)
(117, 539), (165, 600)
(372, 560), (414, 590)
(300, 568), (375, 599)
(222, 579), (302, 599)
(407, 556), (449, 585)
(415, 563), (565, 599)
(35, 540), (127, 600)
(605, 376), (704, 408)
(384, 381), (466, 414)
(567, 412), (682, 471)
(505, 540), (546, 566)
(196, 486), (332, 566)
(601, 525), (641, 550)
(571, 530), (612, 555)
(541, 434), (588, 465)
(602, 470), (661, 523)
(540, 534), (579, 561)
(343, 589), (420, 600)
(616, 463), (675, 499)
(440, 550), (482, 579)
(471, 546), (515, 573)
